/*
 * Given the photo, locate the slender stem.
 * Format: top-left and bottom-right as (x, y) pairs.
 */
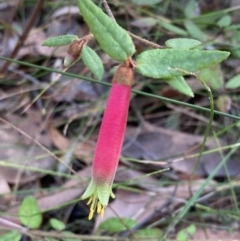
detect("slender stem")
(161, 138), (240, 240)
(189, 76), (215, 194)
(102, 0), (162, 48)
(0, 56), (239, 121)
(128, 32), (163, 48)
(102, 0), (116, 20)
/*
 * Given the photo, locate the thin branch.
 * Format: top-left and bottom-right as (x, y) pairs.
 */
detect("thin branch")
(102, 0), (162, 48)
(102, 0), (115, 20)
(128, 32), (163, 48)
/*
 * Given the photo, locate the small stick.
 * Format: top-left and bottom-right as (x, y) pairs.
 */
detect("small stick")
(102, 0), (116, 20)
(102, 0), (162, 48)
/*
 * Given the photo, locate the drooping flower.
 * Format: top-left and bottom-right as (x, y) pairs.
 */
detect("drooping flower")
(81, 64), (134, 220)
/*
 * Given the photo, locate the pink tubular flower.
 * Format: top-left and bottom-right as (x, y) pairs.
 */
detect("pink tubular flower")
(81, 64), (134, 220)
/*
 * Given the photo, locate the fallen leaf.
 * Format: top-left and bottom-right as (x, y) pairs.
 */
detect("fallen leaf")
(49, 126), (94, 163)
(131, 17), (157, 28)
(7, 109), (52, 147)
(4, 166), (91, 224)
(94, 179), (215, 231)
(17, 29), (46, 58)
(0, 127), (55, 184)
(123, 122), (239, 177)
(193, 227), (240, 239)
(0, 174), (12, 206)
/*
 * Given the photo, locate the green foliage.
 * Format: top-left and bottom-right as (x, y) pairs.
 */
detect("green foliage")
(77, 0), (135, 62)
(82, 46), (104, 80)
(230, 30), (240, 57)
(217, 15), (232, 28)
(184, 0), (196, 18)
(199, 64), (224, 90)
(42, 35), (78, 47)
(134, 228), (163, 240)
(165, 76), (194, 97)
(0, 231), (22, 241)
(98, 217), (137, 234)
(184, 20), (207, 41)
(136, 49), (230, 79)
(176, 224), (196, 241)
(225, 74), (240, 89)
(165, 38), (201, 49)
(158, 20), (188, 36)
(50, 218), (66, 231)
(19, 196), (42, 229)
(132, 0), (163, 5)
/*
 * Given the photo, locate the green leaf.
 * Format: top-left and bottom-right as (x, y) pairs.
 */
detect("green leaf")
(45, 238), (58, 241)
(135, 228), (163, 239)
(199, 64), (224, 90)
(225, 74), (240, 89)
(42, 35), (78, 47)
(98, 217), (137, 234)
(158, 21), (188, 36)
(132, 0), (163, 5)
(165, 76), (194, 97)
(136, 49), (230, 78)
(50, 218), (66, 231)
(184, 0), (197, 18)
(82, 46), (104, 80)
(77, 0), (135, 62)
(19, 196), (42, 229)
(193, 12), (223, 25)
(0, 231), (22, 241)
(176, 224), (196, 241)
(165, 38), (201, 49)
(231, 30), (240, 57)
(184, 20), (207, 41)
(217, 15), (232, 28)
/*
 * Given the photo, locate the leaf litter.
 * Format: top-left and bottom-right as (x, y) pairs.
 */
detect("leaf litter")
(0, 0), (240, 239)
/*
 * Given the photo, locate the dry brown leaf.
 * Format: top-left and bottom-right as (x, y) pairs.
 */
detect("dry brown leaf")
(51, 6), (80, 19)
(115, 166), (162, 191)
(193, 227), (240, 239)
(94, 179), (216, 231)
(17, 28), (46, 58)
(5, 166), (91, 224)
(49, 126), (94, 163)
(0, 89), (30, 113)
(0, 1), (18, 22)
(7, 109), (52, 147)
(0, 127), (55, 185)
(123, 122), (239, 177)
(0, 174), (12, 206)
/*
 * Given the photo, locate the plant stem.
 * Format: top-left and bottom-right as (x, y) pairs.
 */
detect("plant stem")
(0, 56), (239, 121)
(102, 0), (116, 20)
(102, 0), (162, 48)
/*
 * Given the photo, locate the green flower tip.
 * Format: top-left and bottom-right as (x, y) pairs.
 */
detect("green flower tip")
(81, 179), (115, 220)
